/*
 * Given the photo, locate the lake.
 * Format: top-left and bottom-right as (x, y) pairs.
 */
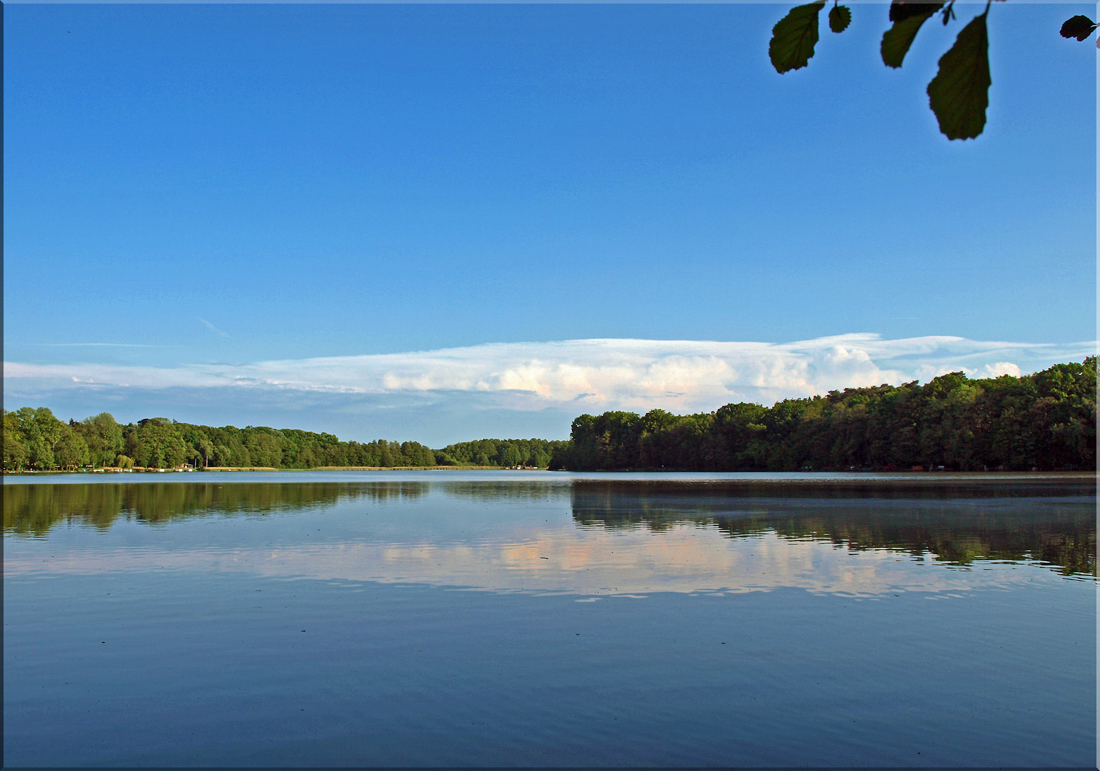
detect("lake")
(3, 471), (1096, 767)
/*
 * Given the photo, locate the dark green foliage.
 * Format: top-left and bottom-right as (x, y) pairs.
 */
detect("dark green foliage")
(927, 11), (991, 140)
(549, 359), (1096, 473)
(3, 410), (29, 470)
(552, 412), (647, 471)
(771, 0), (1051, 140)
(6, 359), (1094, 474)
(54, 428), (90, 470)
(126, 419), (189, 469)
(3, 411), (565, 471)
(2, 407), (89, 471)
(881, 10), (937, 68)
(888, 1), (946, 24)
(1060, 15), (1096, 42)
(828, 5), (851, 33)
(769, 1), (826, 74)
(1032, 360), (1097, 400)
(74, 413), (124, 468)
(435, 438), (567, 468)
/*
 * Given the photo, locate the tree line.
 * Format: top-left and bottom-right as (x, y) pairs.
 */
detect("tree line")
(5, 358), (1093, 473)
(548, 359), (1096, 472)
(435, 438), (568, 469)
(2, 408), (566, 472)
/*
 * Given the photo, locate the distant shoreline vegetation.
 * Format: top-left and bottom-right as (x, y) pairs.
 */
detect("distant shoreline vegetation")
(4, 358), (1094, 474)
(1, 409), (568, 472)
(547, 358), (1096, 473)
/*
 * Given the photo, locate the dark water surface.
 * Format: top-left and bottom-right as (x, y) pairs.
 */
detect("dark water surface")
(4, 471), (1096, 766)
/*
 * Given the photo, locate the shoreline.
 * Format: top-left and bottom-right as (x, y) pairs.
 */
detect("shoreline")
(4, 468), (1094, 481)
(2, 464), (524, 475)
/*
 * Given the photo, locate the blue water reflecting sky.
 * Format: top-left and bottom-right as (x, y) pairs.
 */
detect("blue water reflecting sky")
(4, 474), (1095, 766)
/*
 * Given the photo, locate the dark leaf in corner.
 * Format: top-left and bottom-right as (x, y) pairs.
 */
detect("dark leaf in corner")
(1060, 15), (1097, 42)
(881, 11), (936, 68)
(889, 1), (945, 24)
(927, 12), (990, 140)
(769, 2), (827, 74)
(829, 5), (852, 33)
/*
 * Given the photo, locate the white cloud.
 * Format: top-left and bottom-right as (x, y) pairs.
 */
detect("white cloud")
(973, 362), (1023, 379)
(4, 334), (1095, 419)
(197, 317), (231, 338)
(4, 526), (1035, 598)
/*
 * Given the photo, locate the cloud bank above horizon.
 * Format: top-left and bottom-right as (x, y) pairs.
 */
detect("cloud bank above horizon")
(6, 334), (1095, 419)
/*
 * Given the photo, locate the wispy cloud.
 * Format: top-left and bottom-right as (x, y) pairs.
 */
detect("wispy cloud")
(5, 335), (1095, 416)
(197, 317), (231, 338)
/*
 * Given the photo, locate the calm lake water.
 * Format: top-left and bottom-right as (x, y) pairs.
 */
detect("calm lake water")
(4, 471), (1096, 767)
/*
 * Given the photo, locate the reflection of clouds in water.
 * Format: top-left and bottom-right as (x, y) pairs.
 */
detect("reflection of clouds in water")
(4, 524), (1053, 597)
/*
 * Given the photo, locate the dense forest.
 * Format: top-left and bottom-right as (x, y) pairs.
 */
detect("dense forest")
(548, 359), (1097, 472)
(1, 408), (567, 472)
(5, 359), (1094, 473)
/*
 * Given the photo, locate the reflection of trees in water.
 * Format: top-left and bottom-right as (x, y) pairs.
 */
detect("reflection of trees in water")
(570, 482), (1097, 578)
(6, 479), (1094, 577)
(3, 480), (573, 538)
(439, 481), (567, 502)
(3, 482), (429, 537)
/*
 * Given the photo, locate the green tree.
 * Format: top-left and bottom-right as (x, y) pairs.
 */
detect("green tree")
(550, 359), (1095, 472)
(715, 402), (768, 468)
(54, 427), (90, 470)
(76, 412), (124, 468)
(3, 410), (29, 470)
(245, 430), (284, 468)
(125, 419), (188, 469)
(16, 407), (64, 470)
(501, 444), (522, 467)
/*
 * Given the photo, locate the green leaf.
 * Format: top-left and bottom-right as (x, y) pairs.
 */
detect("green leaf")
(889, 1), (945, 23)
(769, 2), (827, 74)
(1060, 15), (1097, 42)
(828, 5), (852, 33)
(927, 12), (990, 140)
(881, 11), (935, 68)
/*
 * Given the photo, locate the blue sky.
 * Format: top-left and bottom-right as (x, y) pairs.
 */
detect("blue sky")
(4, 3), (1096, 444)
